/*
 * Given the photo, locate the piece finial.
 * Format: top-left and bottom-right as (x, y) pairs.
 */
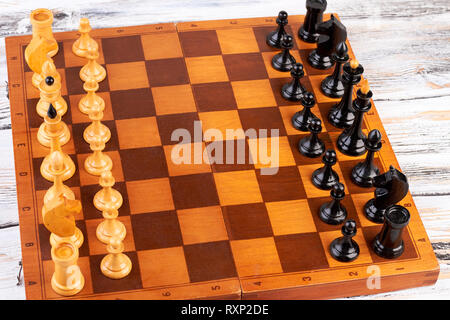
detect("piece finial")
(349, 58), (359, 69)
(361, 78), (370, 94)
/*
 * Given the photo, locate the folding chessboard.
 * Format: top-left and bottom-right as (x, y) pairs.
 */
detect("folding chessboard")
(6, 14), (439, 300)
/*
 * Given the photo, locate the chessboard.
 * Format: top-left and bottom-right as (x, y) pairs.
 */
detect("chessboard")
(6, 14), (439, 300)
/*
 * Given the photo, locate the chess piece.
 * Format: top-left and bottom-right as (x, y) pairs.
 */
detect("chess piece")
(94, 171), (123, 212)
(72, 18), (93, 57)
(43, 150), (75, 204)
(42, 194), (84, 249)
(308, 14), (347, 70)
(84, 135), (113, 176)
(101, 236), (132, 279)
(266, 11), (289, 48)
(321, 41), (349, 98)
(37, 103), (71, 148)
(271, 35), (296, 72)
(50, 240), (84, 296)
(36, 67), (68, 118)
(319, 182), (347, 225)
(79, 43), (106, 83)
(298, 118), (325, 157)
(372, 205), (410, 259)
(291, 92), (319, 131)
(337, 79), (372, 156)
(298, 0), (328, 43)
(329, 219), (360, 262)
(312, 149), (339, 190)
(281, 63), (307, 101)
(364, 166), (409, 223)
(24, 37), (54, 89)
(351, 129), (382, 187)
(83, 92), (110, 145)
(96, 208), (126, 245)
(328, 59), (364, 129)
(79, 78), (105, 115)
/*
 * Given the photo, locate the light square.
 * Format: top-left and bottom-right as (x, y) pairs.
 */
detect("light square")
(248, 136), (295, 168)
(177, 206), (228, 245)
(351, 193), (380, 227)
(266, 199), (316, 235)
(141, 32), (183, 60)
(298, 163), (347, 198)
(231, 79), (276, 109)
(116, 117), (161, 149)
(216, 28), (259, 54)
(279, 105), (326, 136)
(152, 84), (197, 115)
(185, 55), (229, 84)
(69, 92), (113, 124)
(309, 75), (342, 104)
(77, 151), (124, 186)
(261, 51), (304, 78)
(107, 61), (149, 91)
(231, 237), (283, 277)
(126, 178), (175, 214)
(213, 170), (262, 206)
(199, 110), (245, 141)
(164, 142), (212, 176)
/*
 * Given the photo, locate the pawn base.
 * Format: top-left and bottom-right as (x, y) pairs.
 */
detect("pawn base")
(51, 271), (84, 296)
(298, 27), (319, 43)
(83, 124), (111, 145)
(351, 163), (380, 188)
(312, 168), (339, 190)
(96, 220), (126, 245)
(40, 154), (76, 182)
(78, 95), (105, 115)
(292, 112), (318, 132)
(308, 50), (334, 70)
(329, 238), (360, 262)
(37, 122), (71, 148)
(321, 76), (345, 98)
(281, 82), (306, 102)
(328, 105), (355, 129)
(94, 189), (123, 212)
(337, 134), (367, 157)
(266, 31), (283, 49)
(101, 253), (132, 279)
(80, 64), (106, 83)
(84, 154), (113, 176)
(364, 199), (385, 224)
(319, 203), (347, 225)
(272, 53), (296, 72)
(372, 237), (404, 259)
(298, 138), (325, 158)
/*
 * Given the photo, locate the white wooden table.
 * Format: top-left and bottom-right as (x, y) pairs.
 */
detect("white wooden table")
(0, 0), (449, 300)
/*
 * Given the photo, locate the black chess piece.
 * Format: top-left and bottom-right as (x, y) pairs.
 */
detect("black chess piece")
(351, 129), (382, 187)
(319, 182), (347, 225)
(337, 84), (372, 156)
(372, 205), (410, 259)
(272, 35), (296, 72)
(312, 149), (340, 190)
(320, 41), (349, 98)
(267, 11), (289, 48)
(308, 14), (347, 70)
(298, 0), (328, 43)
(281, 63), (307, 101)
(47, 103), (57, 119)
(328, 60), (364, 129)
(364, 166), (409, 223)
(45, 76), (54, 86)
(329, 219), (360, 262)
(291, 92), (318, 131)
(298, 118), (325, 157)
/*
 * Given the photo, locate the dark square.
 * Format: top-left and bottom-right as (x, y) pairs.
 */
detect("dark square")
(89, 251), (143, 294)
(274, 233), (329, 273)
(145, 58), (189, 87)
(101, 36), (145, 64)
(192, 82), (237, 112)
(223, 53), (268, 81)
(178, 30), (222, 57)
(156, 112), (199, 145)
(253, 26), (298, 53)
(72, 120), (119, 154)
(119, 147), (168, 181)
(65, 66), (110, 96)
(256, 166), (306, 202)
(222, 203), (273, 240)
(22, 41), (65, 72)
(238, 107), (287, 137)
(184, 241), (237, 282)
(38, 220), (89, 261)
(131, 211), (183, 251)
(169, 173), (220, 210)
(287, 133), (334, 166)
(308, 196), (361, 233)
(33, 155), (80, 191)
(362, 225), (418, 263)
(270, 77), (313, 107)
(27, 97), (72, 128)
(339, 158), (383, 194)
(207, 139), (254, 172)
(110, 88), (155, 119)
(80, 182), (130, 219)
(299, 49), (333, 76)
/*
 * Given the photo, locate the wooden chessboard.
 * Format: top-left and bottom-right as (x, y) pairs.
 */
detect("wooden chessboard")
(6, 14), (439, 300)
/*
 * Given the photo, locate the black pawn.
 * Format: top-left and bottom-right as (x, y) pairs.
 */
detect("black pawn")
(319, 182), (347, 225)
(292, 92), (318, 131)
(281, 63), (307, 101)
(47, 103), (57, 119)
(266, 11), (289, 48)
(337, 85), (372, 156)
(271, 35), (296, 72)
(298, 0), (328, 43)
(312, 149), (339, 190)
(298, 118), (325, 158)
(45, 76), (55, 86)
(328, 61), (364, 129)
(372, 205), (410, 259)
(351, 129), (382, 187)
(329, 219), (360, 262)
(320, 41), (349, 98)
